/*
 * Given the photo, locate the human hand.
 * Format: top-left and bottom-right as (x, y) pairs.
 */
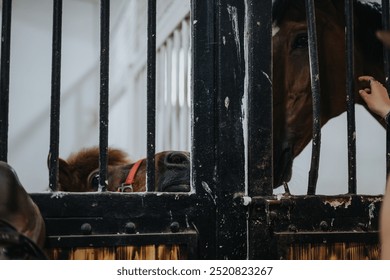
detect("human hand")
(358, 76), (390, 119)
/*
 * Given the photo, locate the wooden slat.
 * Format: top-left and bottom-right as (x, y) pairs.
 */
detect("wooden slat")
(287, 242), (380, 260)
(46, 245), (186, 260)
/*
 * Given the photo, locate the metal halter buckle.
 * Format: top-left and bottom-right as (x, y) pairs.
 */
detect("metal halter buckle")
(117, 184), (134, 192)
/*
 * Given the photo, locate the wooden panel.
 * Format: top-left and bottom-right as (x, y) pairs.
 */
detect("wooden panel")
(287, 242), (380, 260)
(46, 245), (186, 260)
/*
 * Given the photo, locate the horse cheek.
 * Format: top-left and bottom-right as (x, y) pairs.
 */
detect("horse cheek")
(134, 170), (147, 192)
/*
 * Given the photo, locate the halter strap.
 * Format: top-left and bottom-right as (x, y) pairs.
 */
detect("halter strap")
(117, 159), (143, 192)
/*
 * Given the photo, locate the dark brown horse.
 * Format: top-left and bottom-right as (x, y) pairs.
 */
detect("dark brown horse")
(0, 161), (47, 259)
(57, 147), (190, 192)
(272, 0), (384, 187)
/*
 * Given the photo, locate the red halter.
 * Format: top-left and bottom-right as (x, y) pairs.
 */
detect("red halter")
(117, 159), (143, 192)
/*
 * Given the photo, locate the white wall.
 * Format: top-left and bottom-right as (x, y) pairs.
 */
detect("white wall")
(282, 106), (386, 195)
(6, 0), (129, 192)
(4, 0), (190, 192)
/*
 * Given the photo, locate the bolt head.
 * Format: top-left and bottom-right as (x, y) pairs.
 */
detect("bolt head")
(170, 222), (180, 233)
(125, 222), (136, 234)
(80, 223), (92, 235)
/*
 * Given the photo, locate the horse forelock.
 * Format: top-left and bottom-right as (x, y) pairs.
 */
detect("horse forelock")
(59, 147), (131, 191)
(272, 0), (307, 26)
(66, 147), (130, 171)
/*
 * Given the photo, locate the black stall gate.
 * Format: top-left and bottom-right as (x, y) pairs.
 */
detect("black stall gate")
(0, 0), (385, 259)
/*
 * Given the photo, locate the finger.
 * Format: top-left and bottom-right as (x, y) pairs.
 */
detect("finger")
(370, 79), (384, 88)
(359, 89), (370, 100)
(358, 76), (374, 82)
(357, 88), (370, 94)
(359, 89), (367, 96)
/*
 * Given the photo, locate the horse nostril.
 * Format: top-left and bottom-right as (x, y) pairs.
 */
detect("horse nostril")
(165, 152), (189, 167)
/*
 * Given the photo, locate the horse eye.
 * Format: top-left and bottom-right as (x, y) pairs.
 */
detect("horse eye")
(91, 173), (100, 191)
(292, 33), (308, 50)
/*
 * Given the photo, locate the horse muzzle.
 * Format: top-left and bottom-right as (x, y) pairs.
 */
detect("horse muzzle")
(158, 151), (190, 192)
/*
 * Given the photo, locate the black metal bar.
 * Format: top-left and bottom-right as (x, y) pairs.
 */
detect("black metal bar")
(247, 0), (273, 259)
(215, 0), (247, 259)
(382, 0), (390, 176)
(247, 0), (273, 197)
(48, 0), (63, 191)
(305, 0), (321, 195)
(345, 0), (357, 194)
(0, 0), (12, 162)
(191, 0), (217, 259)
(192, 0), (217, 200)
(99, 0), (110, 192)
(146, 0), (156, 192)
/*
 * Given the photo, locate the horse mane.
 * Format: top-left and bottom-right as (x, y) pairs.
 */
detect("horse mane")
(272, 0), (383, 64)
(65, 146), (130, 168)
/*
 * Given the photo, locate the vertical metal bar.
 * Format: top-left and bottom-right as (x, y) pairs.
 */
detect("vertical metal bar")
(146, 0), (156, 192)
(305, 0), (321, 195)
(48, 0), (63, 191)
(0, 0), (12, 162)
(99, 0), (110, 192)
(382, 0), (390, 176)
(247, 0), (273, 197)
(215, 0), (247, 259)
(345, 0), (357, 194)
(192, 0), (217, 259)
(247, 0), (273, 259)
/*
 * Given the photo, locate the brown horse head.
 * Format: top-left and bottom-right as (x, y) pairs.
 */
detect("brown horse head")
(56, 146), (131, 191)
(272, 0), (384, 187)
(0, 161), (46, 259)
(57, 147), (190, 192)
(87, 151), (190, 192)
